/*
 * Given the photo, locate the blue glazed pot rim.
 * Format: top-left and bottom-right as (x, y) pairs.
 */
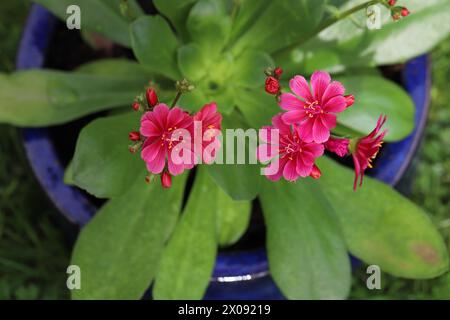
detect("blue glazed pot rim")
(17, 4), (430, 282)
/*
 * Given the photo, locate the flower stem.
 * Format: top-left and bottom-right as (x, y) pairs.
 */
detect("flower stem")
(171, 91), (183, 108)
(275, 0), (383, 56)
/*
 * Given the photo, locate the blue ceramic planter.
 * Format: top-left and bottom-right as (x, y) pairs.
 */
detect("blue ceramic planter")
(17, 4), (430, 300)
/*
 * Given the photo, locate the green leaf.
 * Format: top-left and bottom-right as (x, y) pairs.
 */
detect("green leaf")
(177, 43), (208, 81)
(232, 51), (274, 89)
(278, 0), (450, 73)
(34, 0), (143, 47)
(63, 161), (75, 186)
(216, 192), (251, 247)
(232, 0), (325, 54)
(229, 0), (271, 45)
(206, 111), (261, 200)
(153, 0), (198, 39)
(153, 168), (217, 300)
(0, 69), (147, 126)
(260, 179), (351, 299)
(336, 75), (415, 141)
(130, 15), (181, 80)
(75, 58), (149, 76)
(316, 157), (449, 279)
(187, 0), (231, 56)
(72, 112), (143, 198)
(71, 173), (187, 299)
(236, 87), (280, 129)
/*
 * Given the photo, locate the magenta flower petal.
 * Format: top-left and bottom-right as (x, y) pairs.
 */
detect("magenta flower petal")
(298, 118), (315, 142)
(321, 81), (345, 104)
(311, 71), (331, 100)
(141, 139), (161, 163)
(289, 75), (314, 102)
(323, 95), (347, 113)
(296, 156), (313, 177)
(279, 93), (305, 111)
(283, 159), (298, 181)
(152, 104), (170, 128)
(167, 152), (186, 176)
(281, 110), (305, 125)
(146, 148), (166, 174)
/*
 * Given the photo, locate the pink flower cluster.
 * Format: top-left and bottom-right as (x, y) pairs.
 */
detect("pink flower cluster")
(130, 89), (222, 188)
(259, 70), (387, 190)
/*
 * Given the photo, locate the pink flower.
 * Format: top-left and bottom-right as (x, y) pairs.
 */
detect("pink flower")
(324, 137), (350, 157)
(193, 102), (222, 164)
(280, 71), (349, 143)
(140, 104), (194, 176)
(352, 115), (388, 190)
(257, 114), (324, 182)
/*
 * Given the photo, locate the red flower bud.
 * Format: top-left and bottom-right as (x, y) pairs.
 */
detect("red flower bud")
(161, 171), (172, 189)
(265, 76), (280, 95)
(401, 7), (409, 17)
(132, 102), (140, 111)
(388, 0), (396, 6)
(128, 131), (141, 141)
(146, 88), (159, 107)
(392, 14), (400, 21)
(344, 94), (355, 108)
(274, 67), (283, 79)
(129, 145), (138, 154)
(309, 165), (322, 180)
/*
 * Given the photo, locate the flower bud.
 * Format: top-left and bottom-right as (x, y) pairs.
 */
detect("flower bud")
(401, 7), (409, 17)
(388, 0), (396, 6)
(265, 76), (280, 95)
(146, 88), (159, 107)
(129, 131), (141, 141)
(309, 165), (322, 180)
(344, 94), (355, 108)
(161, 171), (172, 189)
(274, 67), (283, 79)
(392, 13), (400, 21)
(132, 102), (140, 111)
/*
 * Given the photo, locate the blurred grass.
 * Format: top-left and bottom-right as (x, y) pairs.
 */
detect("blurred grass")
(0, 2), (448, 300)
(0, 0), (70, 299)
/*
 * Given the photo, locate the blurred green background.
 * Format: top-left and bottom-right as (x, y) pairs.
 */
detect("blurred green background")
(0, 1), (448, 299)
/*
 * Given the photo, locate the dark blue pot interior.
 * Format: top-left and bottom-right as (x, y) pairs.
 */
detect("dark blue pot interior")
(17, 4), (430, 300)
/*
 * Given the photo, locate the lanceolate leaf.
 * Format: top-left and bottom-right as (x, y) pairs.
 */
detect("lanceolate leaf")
(206, 111), (261, 201)
(316, 157), (449, 279)
(153, 0), (198, 39)
(278, 0), (450, 73)
(236, 87), (280, 130)
(34, 0), (143, 47)
(153, 168), (217, 300)
(260, 179), (351, 299)
(71, 173), (187, 299)
(232, 0), (326, 54)
(336, 75), (415, 142)
(216, 189), (251, 247)
(0, 69), (148, 126)
(130, 16), (182, 80)
(187, 0), (231, 57)
(72, 112), (143, 198)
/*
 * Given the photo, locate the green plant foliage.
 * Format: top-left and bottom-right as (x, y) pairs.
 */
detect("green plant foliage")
(317, 157), (449, 279)
(261, 178), (352, 299)
(71, 173), (187, 299)
(153, 168), (218, 299)
(34, 0), (143, 47)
